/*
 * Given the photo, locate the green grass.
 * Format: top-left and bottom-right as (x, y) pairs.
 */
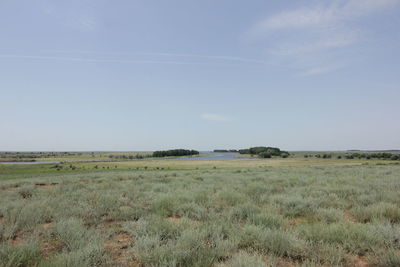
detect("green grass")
(1, 162), (400, 266)
(0, 151), (152, 162)
(1, 157), (398, 182)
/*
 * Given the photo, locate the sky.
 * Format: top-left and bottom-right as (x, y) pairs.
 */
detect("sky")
(1, 0), (400, 151)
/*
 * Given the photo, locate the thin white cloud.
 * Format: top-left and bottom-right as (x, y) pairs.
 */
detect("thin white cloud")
(271, 31), (360, 56)
(249, 0), (399, 75)
(69, 15), (97, 31)
(143, 52), (266, 64)
(0, 54), (244, 66)
(299, 65), (340, 77)
(41, 1), (99, 32)
(201, 113), (232, 122)
(258, 6), (338, 30)
(256, 0), (399, 31)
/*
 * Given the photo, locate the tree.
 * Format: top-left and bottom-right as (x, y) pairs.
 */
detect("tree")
(281, 153), (289, 158)
(391, 155), (399, 160)
(152, 149), (199, 157)
(239, 146), (289, 158)
(259, 152), (271, 158)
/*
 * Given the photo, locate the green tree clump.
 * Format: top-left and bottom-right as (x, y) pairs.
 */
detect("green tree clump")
(238, 146), (290, 159)
(152, 149), (199, 158)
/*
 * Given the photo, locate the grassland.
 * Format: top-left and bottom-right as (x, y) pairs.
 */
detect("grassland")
(0, 152), (152, 162)
(0, 151), (219, 163)
(1, 158), (400, 266)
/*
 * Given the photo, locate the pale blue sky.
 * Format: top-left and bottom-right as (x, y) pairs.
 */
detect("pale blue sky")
(1, 0), (399, 151)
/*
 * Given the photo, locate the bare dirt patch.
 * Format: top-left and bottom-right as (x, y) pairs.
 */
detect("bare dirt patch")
(35, 183), (59, 189)
(0, 185), (20, 192)
(166, 215), (182, 222)
(277, 259), (297, 267)
(9, 229), (33, 247)
(104, 231), (136, 266)
(263, 256), (297, 267)
(99, 218), (124, 233)
(37, 223), (64, 259)
(40, 239), (65, 260)
(42, 222), (53, 229)
(285, 217), (307, 229)
(344, 210), (357, 222)
(348, 254), (369, 267)
(10, 233), (25, 246)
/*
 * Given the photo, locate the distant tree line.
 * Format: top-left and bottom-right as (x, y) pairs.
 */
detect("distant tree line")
(0, 152), (82, 159)
(343, 152), (400, 160)
(238, 146), (290, 158)
(304, 152), (400, 160)
(213, 149), (238, 153)
(152, 149), (200, 157)
(0, 151), (84, 159)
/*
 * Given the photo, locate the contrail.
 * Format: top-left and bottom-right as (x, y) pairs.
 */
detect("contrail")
(0, 54), (204, 65)
(0, 54), (267, 67)
(43, 50), (267, 64)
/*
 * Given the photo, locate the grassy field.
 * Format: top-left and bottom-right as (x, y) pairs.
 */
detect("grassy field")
(0, 152), (152, 162)
(1, 159), (400, 266)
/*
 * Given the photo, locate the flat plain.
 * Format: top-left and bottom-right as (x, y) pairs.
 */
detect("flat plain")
(1, 157), (400, 266)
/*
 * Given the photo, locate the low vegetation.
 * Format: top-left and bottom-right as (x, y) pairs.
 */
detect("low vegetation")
(152, 149), (200, 158)
(0, 151), (151, 162)
(238, 147), (290, 158)
(303, 152), (400, 160)
(1, 160), (400, 266)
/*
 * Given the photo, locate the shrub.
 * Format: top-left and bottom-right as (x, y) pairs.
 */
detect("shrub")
(281, 153), (289, 158)
(226, 251), (265, 267)
(151, 195), (180, 217)
(391, 155), (399, 160)
(271, 195), (317, 218)
(249, 212), (285, 229)
(40, 243), (108, 267)
(0, 240), (41, 267)
(369, 249), (400, 267)
(298, 221), (400, 254)
(217, 191), (245, 206)
(230, 204), (261, 222)
(258, 152), (271, 158)
(314, 208), (344, 223)
(129, 218), (237, 266)
(307, 242), (346, 266)
(239, 225), (307, 258)
(53, 217), (103, 251)
(350, 202), (400, 223)
(18, 186), (34, 199)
